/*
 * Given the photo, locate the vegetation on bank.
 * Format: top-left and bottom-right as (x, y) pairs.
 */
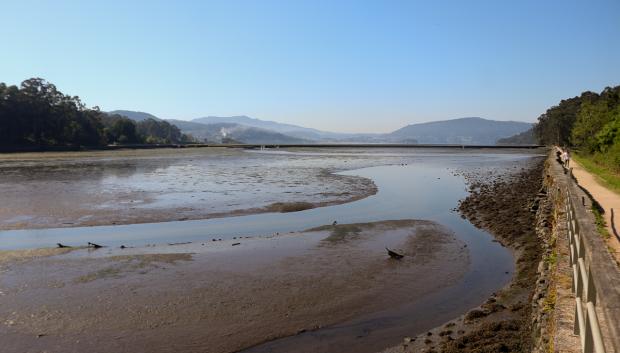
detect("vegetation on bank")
(573, 154), (620, 194)
(533, 85), (620, 185)
(0, 78), (194, 147)
(496, 128), (536, 145)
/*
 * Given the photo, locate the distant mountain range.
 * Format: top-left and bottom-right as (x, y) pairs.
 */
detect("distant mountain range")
(108, 110), (161, 122)
(110, 110), (534, 145)
(496, 127), (536, 145)
(387, 117), (532, 145)
(167, 119), (310, 144)
(192, 116), (361, 140)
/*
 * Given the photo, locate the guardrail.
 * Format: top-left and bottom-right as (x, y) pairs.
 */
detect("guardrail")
(566, 185), (607, 353)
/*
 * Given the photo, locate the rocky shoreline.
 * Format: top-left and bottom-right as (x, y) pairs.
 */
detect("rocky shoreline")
(385, 154), (551, 353)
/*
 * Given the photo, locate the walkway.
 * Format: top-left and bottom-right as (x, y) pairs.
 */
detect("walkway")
(570, 157), (620, 265)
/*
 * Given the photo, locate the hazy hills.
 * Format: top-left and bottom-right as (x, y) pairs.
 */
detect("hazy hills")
(113, 110), (534, 145)
(167, 119), (310, 144)
(388, 117), (533, 145)
(192, 116), (358, 140)
(496, 128), (536, 145)
(108, 110), (161, 122)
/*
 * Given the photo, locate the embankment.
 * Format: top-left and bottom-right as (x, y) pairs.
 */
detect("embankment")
(391, 149), (620, 353)
(541, 151), (620, 353)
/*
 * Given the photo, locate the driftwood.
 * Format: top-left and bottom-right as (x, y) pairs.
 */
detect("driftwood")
(56, 243), (71, 248)
(168, 241), (192, 246)
(232, 242), (241, 246)
(386, 247), (404, 259)
(87, 242), (103, 249)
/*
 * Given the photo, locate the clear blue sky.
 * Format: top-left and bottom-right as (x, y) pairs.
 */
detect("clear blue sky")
(2, 0), (619, 133)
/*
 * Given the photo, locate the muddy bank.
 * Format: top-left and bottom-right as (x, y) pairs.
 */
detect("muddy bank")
(0, 148), (378, 230)
(383, 156), (547, 353)
(0, 220), (469, 353)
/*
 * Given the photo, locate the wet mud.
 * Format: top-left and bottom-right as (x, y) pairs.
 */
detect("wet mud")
(0, 148), (540, 230)
(0, 147), (548, 353)
(0, 220), (469, 353)
(0, 148), (378, 230)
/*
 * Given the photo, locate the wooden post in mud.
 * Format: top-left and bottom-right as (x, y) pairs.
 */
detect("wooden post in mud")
(611, 208), (619, 242)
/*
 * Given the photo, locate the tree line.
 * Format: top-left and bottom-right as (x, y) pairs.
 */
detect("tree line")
(0, 78), (194, 147)
(533, 85), (619, 171)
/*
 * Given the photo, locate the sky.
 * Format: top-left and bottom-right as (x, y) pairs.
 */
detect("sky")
(1, 0), (620, 133)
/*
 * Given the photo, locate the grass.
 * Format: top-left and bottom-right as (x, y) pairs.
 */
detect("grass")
(267, 202), (315, 213)
(75, 267), (122, 283)
(573, 154), (620, 194)
(0, 247), (78, 266)
(543, 285), (556, 313)
(307, 223), (365, 242)
(74, 253), (193, 283)
(544, 252), (557, 267)
(592, 206), (611, 239)
(324, 224), (363, 242)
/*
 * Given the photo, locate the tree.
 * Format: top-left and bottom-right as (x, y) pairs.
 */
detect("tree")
(136, 118), (185, 144)
(100, 114), (141, 144)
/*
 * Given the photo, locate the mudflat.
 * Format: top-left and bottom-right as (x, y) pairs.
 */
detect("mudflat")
(0, 148), (378, 230)
(0, 220), (468, 353)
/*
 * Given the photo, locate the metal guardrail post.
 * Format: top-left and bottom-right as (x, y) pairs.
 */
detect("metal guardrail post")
(587, 302), (607, 353)
(611, 208), (619, 242)
(565, 185), (607, 353)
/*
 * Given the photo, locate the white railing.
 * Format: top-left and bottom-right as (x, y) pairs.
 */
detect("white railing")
(566, 187), (607, 353)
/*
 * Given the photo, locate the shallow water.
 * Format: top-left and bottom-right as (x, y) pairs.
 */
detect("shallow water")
(0, 149), (535, 251)
(0, 149), (541, 352)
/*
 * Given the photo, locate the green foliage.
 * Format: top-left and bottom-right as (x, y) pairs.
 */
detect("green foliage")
(533, 85), (620, 189)
(593, 113), (620, 153)
(496, 127), (536, 145)
(136, 118), (187, 144)
(0, 78), (194, 147)
(0, 78), (106, 146)
(101, 114), (142, 144)
(591, 204), (611, 239)
(571, 87), (620, 153)
(533, 93), (592, 146)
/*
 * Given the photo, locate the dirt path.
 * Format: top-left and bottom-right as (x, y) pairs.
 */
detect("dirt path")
(569, 158), (620, 264)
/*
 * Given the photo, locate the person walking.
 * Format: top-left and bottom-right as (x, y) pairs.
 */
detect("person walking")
(561, 149), (568, 168)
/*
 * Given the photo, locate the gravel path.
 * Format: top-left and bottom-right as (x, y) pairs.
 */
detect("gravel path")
(570, 157), (620, 264)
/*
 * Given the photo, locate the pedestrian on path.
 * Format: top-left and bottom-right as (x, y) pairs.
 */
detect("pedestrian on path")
(561, 150), (568, 168)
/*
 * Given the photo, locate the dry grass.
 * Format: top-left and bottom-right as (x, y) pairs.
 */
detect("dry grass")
(74, 253), (193, 283)
(266, 202), (315, 213)
(0, 247), (76, 265)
